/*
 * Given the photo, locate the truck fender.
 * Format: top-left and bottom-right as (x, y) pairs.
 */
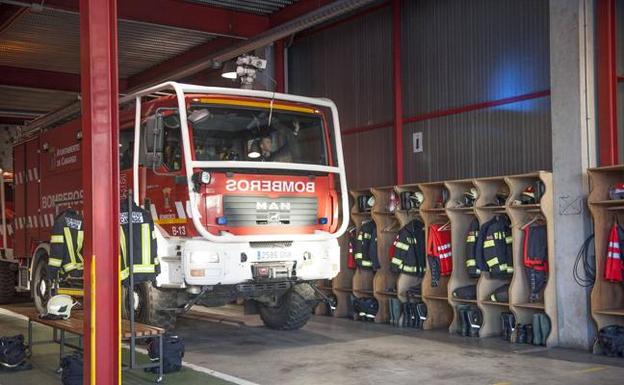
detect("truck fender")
(29, 243), (50, 283)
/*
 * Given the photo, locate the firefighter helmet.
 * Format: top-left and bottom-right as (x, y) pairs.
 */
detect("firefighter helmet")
(519, 181), (545, 205)
(463, 187), (478, 207)
(609, 183), (624, 200)
(410, 191), (424, 208)
(46, 295), (78, 320)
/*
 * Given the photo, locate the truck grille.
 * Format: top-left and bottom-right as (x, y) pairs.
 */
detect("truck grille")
(223, 196), (318, 226)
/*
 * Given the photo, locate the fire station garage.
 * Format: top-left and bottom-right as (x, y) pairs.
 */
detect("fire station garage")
(1, 0), (624, 384)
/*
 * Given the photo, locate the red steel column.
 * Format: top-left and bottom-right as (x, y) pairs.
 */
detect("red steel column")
(80, 0), (120, 384)
(597, 0), (618, 165)
(392, 0), (404, 184)
(274, 39), (285, 93)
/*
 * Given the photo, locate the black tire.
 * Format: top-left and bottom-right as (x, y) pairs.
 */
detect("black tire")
(0, 261), (17, 304)
(259, 283), (316, 330)
(31, 258), (53, 314)
(122, 282), (177, 330)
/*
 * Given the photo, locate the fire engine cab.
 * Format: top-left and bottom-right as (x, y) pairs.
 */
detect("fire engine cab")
(0, 82), (349, 330)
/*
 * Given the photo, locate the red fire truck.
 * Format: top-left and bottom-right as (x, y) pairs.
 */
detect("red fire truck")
(0, 82), (349, 329)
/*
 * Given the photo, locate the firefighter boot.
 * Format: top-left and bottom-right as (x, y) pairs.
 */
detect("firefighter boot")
(390, 298), (401, 326)
(501, 312), (515, 341)
(460, 307), (471, 337)
(416, 302), (427, 329)
(516, 324), (526, 344)
(532, 313), (543, 346)
(457, 306), (467, 335)
(525, 324), (534, 345)
(466, 308), (482, 338)
(388, 298), (395, 325)
(538, 313), (551, 346)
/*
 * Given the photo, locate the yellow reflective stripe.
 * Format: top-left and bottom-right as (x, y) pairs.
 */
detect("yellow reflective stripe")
(466, 235), (476, 242)
(505, 236), (512, 244)
(506, 267), (514, 273)
(63, 262), (83, 272)
(154, 218), (187, 225)
(402, 265), (418, 272)
(363, 233), (372, 239)
(133, 265), (156, 273)
(357, 234), (363, 240)
(395, 241), (409, 251)
(141, 223), (151, 268)
(48, 258), (63, 267)
(391, 257), (404, 266)
(499, 263), (508, 270)
(483, 239), (495, 248)
(465, 259), (476, 267)
(119, 268), (129, 281)
(64, 227), (76, 264)
(57, 287), (84, 297)
(354, 253), (363, 259)
(361, 260), (372, 266)
(486, 257), (499, 267)
(119, 227), (128, 271)
(50, 235), (64, 243)
(76, 230), (84, 263)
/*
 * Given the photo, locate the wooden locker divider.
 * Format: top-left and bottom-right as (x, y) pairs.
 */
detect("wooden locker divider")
(588, 165), (624, 331)
(419, 182), (453, 330)
(371, 186), (400, 323)
(349, 189), (375, 299)
(445, 179), (478, 333)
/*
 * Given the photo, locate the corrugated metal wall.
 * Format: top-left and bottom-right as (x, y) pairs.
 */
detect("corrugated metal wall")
(289, 0), (551, 188)
(288, 6), (395, 189)
(401, 0), (551, 182)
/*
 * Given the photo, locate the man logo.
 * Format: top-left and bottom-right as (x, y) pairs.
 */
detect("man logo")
(256, 202), (291, 211)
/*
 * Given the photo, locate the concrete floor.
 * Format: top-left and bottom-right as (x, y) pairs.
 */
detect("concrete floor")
(1, 305), (624, 385)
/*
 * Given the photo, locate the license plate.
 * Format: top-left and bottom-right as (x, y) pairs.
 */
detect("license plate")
(256, 250), (292, 261)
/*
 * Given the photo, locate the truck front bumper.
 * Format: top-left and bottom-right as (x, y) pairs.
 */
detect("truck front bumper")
(171, 238), (340, 286)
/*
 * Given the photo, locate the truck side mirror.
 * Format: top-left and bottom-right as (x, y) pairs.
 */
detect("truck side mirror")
(144, 115), (164, 168)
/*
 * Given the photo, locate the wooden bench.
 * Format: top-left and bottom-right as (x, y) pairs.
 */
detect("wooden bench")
(2, 305), (164, 383)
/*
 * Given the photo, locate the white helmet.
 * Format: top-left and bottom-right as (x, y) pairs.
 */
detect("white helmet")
(46, 295), (78, 320)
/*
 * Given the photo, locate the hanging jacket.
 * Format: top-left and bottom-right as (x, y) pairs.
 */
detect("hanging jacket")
(353, 221), (379, 270)
(119, 201), (160, 284)
(465, 218), (481, 278)
(479, 216), (513, 278)
(523, 224), (548, 272)
(605, 224), (623, 282)
(346, 227), (357, 270)
(390, 219), (426, 276)
(48, 209), (84, 278)
(475, 217), (496, 272)
(426, 224), (452, 286)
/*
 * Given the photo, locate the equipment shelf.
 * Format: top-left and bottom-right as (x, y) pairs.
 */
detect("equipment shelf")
(588, 165), (624, 332)
(343, 172), (556, 344)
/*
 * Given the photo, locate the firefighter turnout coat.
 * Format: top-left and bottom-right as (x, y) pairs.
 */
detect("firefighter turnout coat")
(464, 218), (480, 278)
(119, 201), (160, 284)
(353, 220), (379, 270)
(48, 209), (84, 277)
(475, 215), (513, 277)
(390, 219), (426, 276)
(605, 223), (624, 282)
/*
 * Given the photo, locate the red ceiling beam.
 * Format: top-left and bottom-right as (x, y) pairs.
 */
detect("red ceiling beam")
(126, 37), (237, 90)
(391, 0), (403, 184)
(597, 0), (618, 166)
(0, 65), (80, 92)
(270, 0), (334, 26)
(0, 4), (27, 35)
(43, 0), (268, 38)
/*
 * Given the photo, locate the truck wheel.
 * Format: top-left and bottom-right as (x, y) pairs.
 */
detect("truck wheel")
(0, 261), (17, 304)
(259, 283), (316, 330)
(32, 258), (53, 314)
(122, 282), (177, 330)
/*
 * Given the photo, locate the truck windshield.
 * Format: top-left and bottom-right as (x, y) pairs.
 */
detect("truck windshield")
(189, 103), (329, 166)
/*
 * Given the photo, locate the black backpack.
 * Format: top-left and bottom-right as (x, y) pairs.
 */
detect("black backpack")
(60, 352), (83, 385)
(596, 325), (624, 357)
(146, 334), (184, 374)
(0, 334), (30, 371)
